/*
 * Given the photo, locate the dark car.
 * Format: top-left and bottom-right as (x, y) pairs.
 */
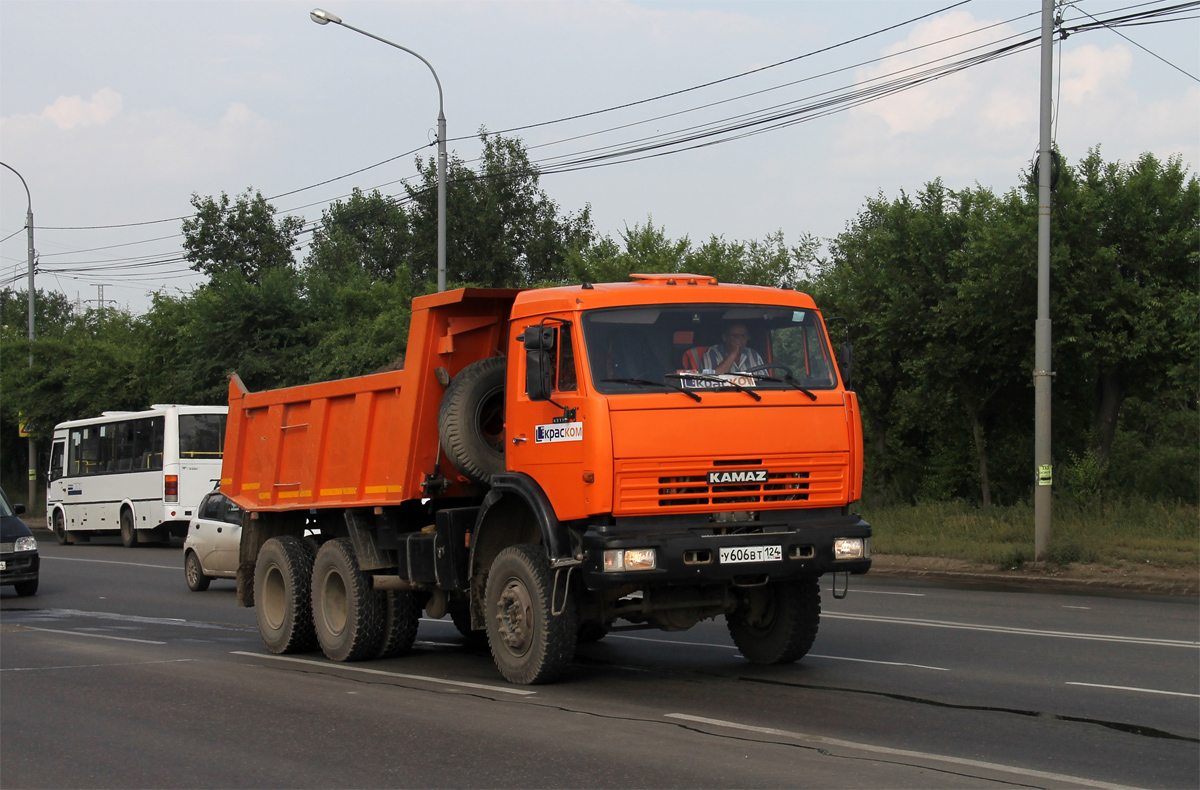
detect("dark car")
(1, 487), (39, 596)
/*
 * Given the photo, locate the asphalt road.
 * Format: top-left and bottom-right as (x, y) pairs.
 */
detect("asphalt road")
(2, 534), (1197, 789)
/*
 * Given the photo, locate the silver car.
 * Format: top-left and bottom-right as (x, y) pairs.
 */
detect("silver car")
(182, 491), (243, 591)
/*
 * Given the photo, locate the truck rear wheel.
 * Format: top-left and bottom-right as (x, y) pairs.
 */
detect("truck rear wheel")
(255, 536), (318, 654)
(727, 577), (821, 664)
(485, 544), (577, 685)
(375, 589), (420, 659)
(438, 357), (507, 484)
(312, 538), (383, 662)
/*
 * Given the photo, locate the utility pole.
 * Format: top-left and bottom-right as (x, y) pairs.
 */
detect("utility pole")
(1034, 0), (1056, 559)
(1, 162), (37, 514)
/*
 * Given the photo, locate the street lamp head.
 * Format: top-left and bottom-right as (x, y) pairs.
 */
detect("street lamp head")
(310, 8), (341, 25)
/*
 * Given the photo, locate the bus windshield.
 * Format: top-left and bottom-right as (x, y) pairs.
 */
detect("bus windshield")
(179, 414), (226, 459)
(581, 303), (838, 394)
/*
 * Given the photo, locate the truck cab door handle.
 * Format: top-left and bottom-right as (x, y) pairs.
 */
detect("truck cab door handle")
(512, 436), (527, 445)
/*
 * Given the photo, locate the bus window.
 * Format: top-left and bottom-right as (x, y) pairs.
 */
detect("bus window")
(179, 414), (225, 459)
(70, 427), (103, 476)
(133, 417), (164, 470)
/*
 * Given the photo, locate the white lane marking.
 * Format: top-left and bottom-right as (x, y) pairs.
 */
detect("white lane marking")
(824, 612), (1199, 648)
(230, 652), (536, 696)
(610, 634), (734, 650)
(40, 555), (178, 570)
(605, 634), (946, 670)
(1066, 682), (1200, 699)
(664, 713), (1143, 790)
(850, 590), (925, 597)
(22, 626), (165, 645)
(2, 608), (253, 632)
(807, 654), (948, 671)
(2, 659), (193, 672)
(1062, 606), (1092, 610)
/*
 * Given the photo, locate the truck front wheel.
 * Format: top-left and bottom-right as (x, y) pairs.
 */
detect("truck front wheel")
(485, 544), (577, 684)
(312, 538), (383, 662)
(255, 536), (318, 654)
(727, 577), (821, 664)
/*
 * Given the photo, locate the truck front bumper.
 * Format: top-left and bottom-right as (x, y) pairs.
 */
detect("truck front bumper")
(579, 511), (871, 590)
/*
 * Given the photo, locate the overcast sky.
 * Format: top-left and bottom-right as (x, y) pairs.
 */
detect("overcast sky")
(1, 0), (1196, 314)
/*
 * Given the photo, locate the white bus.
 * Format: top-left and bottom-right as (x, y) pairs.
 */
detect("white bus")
(46, 405), (228, 547)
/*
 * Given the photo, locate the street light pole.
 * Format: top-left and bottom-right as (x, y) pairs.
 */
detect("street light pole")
(310, 8), (447, 292)
(2, 161), (37, 513)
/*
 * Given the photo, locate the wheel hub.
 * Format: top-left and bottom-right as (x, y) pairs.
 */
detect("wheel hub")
(495, 577), (534, 654)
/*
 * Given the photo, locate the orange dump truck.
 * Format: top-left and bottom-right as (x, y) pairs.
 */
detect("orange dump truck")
(222, 275), (870, 684)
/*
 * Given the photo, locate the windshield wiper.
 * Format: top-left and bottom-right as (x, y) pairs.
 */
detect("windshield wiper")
(602, 378), (702, 402)
(664, 373), (762, 402)
(743, 373), (818, 401)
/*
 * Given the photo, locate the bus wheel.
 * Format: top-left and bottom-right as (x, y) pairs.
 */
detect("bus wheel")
(53, 510), (68, 546)
(120, 509), (137, 548)
(312, 538), (383, 662)
(727, 577), (821, 665)
(254, 536), (318, 654)
(485, 544), (577, 685)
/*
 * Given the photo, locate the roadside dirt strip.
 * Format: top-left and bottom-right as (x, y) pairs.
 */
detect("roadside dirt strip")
(869, 554), (1199, 596)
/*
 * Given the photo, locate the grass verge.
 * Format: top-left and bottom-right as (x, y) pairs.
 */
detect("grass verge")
(862, 499), (1199, 569)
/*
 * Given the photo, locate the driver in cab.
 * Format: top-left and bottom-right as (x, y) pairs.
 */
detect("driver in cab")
(702, 323), (764, 374)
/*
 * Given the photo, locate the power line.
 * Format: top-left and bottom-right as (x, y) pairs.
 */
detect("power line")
(1065, 1), (1199, 81)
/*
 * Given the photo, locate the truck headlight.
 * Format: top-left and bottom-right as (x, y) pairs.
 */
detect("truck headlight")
(14, 536), (37, 553)
(833, 538), (865, 560)
(603, 548), (657, 572)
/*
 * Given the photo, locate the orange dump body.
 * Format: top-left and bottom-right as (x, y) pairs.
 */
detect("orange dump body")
(221, 288), (519, 512)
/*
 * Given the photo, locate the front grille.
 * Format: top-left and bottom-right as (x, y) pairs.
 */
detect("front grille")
(615, 454), (848, 515)
(0, 543), (12, 554)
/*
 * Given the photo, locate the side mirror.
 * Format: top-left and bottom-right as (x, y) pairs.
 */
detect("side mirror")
(523, 326), (556, 402)
(13, 503), (26, 515)
(838, 341), (854, 391)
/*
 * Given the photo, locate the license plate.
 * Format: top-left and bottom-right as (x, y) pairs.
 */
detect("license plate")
(719, 545), (782, 564)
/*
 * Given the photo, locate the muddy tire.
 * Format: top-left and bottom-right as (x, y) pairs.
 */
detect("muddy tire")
(312, 538), (382, 662)
(254, 536), (318, 654)
(185, 550), (211, 592)
(375, 589), (420, 659)
(52, 510), (68, 546)
(727, 577), (820, 664)
(577, 621), (609, 644)
(120, 508), (137, 548)
(485, 544), (577, 685)
(438, 357), (507, 484)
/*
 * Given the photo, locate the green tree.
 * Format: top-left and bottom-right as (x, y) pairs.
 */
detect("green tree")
(405, 133), (594, 289)
(182, 189), (304, 284)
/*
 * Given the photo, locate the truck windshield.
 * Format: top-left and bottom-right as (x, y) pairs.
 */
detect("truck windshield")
(582, 304), (838, 394)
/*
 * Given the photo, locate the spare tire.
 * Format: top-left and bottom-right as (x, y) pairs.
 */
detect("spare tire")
(439, 356), (507, 484)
